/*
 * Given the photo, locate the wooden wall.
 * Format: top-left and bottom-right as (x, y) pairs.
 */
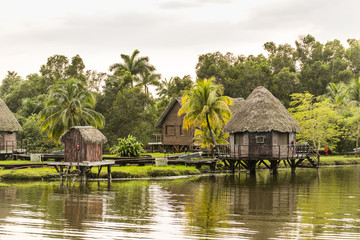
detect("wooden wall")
(229, 131), (297, 159)
(0, 132), (17, 151)
(249, 132), (273, 159)
(161, 102), (194, 146)
(63, 129), (102, 163)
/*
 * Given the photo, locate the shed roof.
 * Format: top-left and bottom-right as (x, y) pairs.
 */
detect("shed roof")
(224, 86), (301, 133)
(60, 126), (107, 144)
(0, 98), (22, 132)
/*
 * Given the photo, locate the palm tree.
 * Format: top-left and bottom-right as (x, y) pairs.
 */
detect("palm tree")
(194, 125), (229, 150)
(139, 71), (161, 94)
(178, 78), (232, 148)
(40, 78), (105, 144)
(109, 49), (154, 88)
(156, 78), (173, 99)
(325, 82), (346, 105)
(343, 77), (360, 156)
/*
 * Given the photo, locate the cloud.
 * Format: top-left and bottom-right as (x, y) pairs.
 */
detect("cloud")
(158, 0), (234, 9)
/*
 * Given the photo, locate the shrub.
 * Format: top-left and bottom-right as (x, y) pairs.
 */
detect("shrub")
(110, 134), (144, 157)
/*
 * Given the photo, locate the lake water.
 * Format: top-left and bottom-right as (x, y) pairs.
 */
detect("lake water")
(0, 166), (360, 239)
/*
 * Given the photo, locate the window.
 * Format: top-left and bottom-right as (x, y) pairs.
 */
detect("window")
(165, 125), (176, 136)
(255, 135), (265, 144)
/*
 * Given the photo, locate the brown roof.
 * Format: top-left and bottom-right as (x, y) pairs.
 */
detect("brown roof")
(224, 86), (301, 133)
(229, 97), (245, 115)
(0, 98), (22, 132)
(156, 97), (243, 128)
(60, 126), (107, 144)
(155, 97), (182, 128)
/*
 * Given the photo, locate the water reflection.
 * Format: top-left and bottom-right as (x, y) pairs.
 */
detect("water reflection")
(0, 167), (359, 239)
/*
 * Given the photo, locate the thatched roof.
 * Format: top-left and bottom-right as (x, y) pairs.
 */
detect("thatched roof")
(229, 98), (245, 115)
(155, 97), (182, 128)
(224, 86), (301, 133)
(60, 126), (107, 144)
(0, 98), (22, 132)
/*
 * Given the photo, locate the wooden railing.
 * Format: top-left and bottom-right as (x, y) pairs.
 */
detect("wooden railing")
(0, 141), (15, 153)
(216, 143), (320, 162)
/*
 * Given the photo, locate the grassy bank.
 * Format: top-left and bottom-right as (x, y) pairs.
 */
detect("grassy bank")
(0, 165), (201, 181)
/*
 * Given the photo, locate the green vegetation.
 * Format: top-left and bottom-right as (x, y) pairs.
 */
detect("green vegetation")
(179, 78), (232, 149)
(40, 78), (105, 144)
(111, 135), (145, 157)
(3, 35), (360, 154)
(0, 165), (201, 181)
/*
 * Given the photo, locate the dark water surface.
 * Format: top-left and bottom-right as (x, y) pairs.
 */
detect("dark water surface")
(1, 166), (360, 239)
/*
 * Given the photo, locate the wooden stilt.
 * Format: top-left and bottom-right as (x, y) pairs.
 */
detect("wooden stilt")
(107, 165), (112, 180)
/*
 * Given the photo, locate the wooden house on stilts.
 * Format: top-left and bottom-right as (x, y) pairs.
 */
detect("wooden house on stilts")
(220, 86), (319, 174)
(0, 98), (22, 159)
(153, 97), (246, 153)
(154, 98), (195, 153)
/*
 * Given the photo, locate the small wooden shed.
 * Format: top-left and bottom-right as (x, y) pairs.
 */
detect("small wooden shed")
(0, 98), (22, 151)
(60, 126), (107, 163)
(224, 86), (301, 160)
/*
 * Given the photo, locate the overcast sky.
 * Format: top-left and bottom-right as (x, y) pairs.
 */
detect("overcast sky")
(1, 0), (360, 82)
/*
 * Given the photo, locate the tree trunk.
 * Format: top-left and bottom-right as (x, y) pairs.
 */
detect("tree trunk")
(206, 114), (218, 154)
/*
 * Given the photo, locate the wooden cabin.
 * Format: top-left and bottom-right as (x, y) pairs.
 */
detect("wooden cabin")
(155, 98), (194, 152)
(60, 126), (107, 163)
(0, 98), (22, 152)
(223, 86), (301, 160)
(154, 97), (245, 153)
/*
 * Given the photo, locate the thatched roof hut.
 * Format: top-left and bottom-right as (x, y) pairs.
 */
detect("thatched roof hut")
(0, 98), (22, 132)
(224, 86), (301, 133)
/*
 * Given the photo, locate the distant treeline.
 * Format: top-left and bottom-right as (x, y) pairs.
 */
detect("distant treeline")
(1, 34), (359, 152)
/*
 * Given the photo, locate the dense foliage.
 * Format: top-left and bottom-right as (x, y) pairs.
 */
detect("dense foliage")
(2, 35), (360, 153)
(110, 135), (145, 157)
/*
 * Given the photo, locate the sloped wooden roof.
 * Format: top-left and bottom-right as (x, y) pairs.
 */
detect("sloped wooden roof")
(0, 98), (22, 132)
(155, 97), (182, 128)
(224, 86), (301, 133)
(60, 126), (107, 144)
(156, 97), (244, 128)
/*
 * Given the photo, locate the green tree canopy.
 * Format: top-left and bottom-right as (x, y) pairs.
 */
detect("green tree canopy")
(179, 78), (232, 148)
(40, 78), (105, 144)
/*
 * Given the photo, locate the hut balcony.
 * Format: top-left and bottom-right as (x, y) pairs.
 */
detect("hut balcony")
(0, 140), (17, 153)
(217, 143), (316, 161)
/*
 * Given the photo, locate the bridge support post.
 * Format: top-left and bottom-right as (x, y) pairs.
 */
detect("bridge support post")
(269, 160), (278, 175)
(246, 160), (256, 175)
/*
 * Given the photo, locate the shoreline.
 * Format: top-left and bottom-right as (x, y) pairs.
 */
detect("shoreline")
(0, 155), (359, 182)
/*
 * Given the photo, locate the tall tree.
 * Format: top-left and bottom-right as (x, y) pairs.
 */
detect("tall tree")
(109, 49), (154, 88)
(139, 71), (161, 94)
(40, 55), (69, 85)
(179, 78), (232, 148)
(40, 78), (105, 144)
(289, 92), (340, 152)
